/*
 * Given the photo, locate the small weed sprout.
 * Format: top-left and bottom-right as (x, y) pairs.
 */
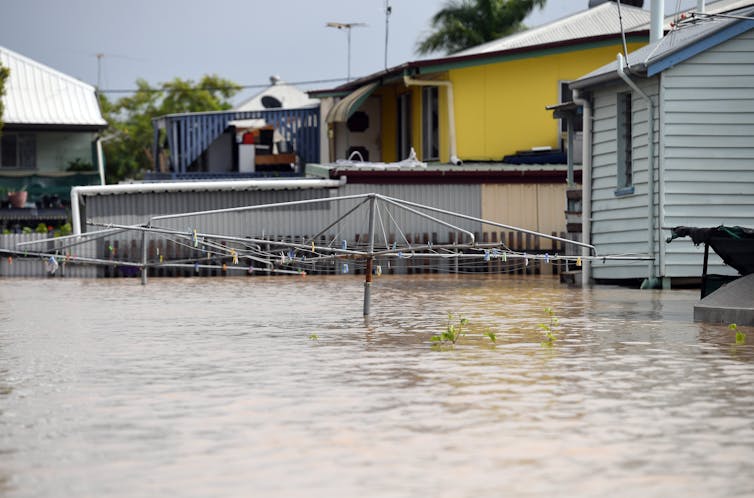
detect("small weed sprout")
(308, 333), (319, 341)
(730, 323), (746, 345)
(431, 312), (469, 346)
(484, 329), (497, 344)
(539, 307), (559, 347)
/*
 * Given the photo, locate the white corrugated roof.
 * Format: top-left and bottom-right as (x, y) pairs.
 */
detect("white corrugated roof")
(235, 76), (318, 112)
(453, 2), (650, 57)
(0, 45), (106, 127)
(632, 0), (754, 31)
(572, 3), (754, 88)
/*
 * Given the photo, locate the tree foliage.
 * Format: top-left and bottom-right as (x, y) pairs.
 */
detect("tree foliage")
(417, 0), (547, 55)
(0, 62), (10, 134)
(100, 74), (240, 183)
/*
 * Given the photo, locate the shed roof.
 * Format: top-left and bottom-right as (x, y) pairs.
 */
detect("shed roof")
(0, 46), (106, 128)
(572, 4), (754, 89)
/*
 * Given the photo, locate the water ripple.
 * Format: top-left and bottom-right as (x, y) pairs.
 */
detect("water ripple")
(0, 275), (752, 497)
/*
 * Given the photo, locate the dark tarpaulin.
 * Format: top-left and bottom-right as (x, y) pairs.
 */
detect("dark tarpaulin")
(667, 226), (754, 276)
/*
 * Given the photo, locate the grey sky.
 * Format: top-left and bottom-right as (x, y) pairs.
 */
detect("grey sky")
(1, 0), (698, 103)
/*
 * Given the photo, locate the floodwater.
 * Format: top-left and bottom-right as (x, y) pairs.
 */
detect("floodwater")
(0, 275), (752, 498)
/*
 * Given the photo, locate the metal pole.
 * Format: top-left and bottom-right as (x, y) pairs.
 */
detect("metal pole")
(701, 242), (710, 298)
(363, 194), (377, 316)
(384, 1), (391, 70)
(141, 223), (149, 285)
(566, 116), (575, 186)
(347, 27), (352, 81)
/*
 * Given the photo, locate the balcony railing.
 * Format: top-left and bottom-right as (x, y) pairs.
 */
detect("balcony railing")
(152, 107), (320, 175)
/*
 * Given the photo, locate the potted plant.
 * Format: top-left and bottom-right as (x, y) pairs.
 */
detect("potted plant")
(8, 185), (27, 208)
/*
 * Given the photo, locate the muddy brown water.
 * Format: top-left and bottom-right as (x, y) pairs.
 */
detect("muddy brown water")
(1, 275), (752, 497)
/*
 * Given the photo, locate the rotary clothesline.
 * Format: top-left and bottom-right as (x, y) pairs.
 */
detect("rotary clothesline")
(7, 193), (652, 314)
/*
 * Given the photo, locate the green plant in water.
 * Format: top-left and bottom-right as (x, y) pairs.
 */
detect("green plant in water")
(539, 307), (559, 347)
(730, 323), (746, 345)
(484, 328), (497, 344)
(431, 312), (469, 345)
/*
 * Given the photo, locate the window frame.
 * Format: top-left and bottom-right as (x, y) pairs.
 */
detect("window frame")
(615, 91), (634, 196)
(0, 132), (37, 170)
(396, 92), (412, 161)
(421, 86), (439, 161)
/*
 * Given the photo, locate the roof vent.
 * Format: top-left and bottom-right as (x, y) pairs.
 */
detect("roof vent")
(261, 95), (283, 109)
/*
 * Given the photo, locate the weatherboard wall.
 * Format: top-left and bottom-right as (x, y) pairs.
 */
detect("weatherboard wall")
(660, 30), (754, 278)
(589, 77), (661, 281)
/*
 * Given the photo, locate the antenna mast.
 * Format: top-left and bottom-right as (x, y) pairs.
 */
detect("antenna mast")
(384, 1), (392, 70)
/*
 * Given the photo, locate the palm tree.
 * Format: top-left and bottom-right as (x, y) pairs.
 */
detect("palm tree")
(417, 0), (547, 55)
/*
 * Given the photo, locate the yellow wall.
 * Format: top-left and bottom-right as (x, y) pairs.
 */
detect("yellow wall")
(450, 42), (645, 162)
(377, 41), (645, 163)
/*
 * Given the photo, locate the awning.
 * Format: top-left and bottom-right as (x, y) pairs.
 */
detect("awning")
(326, 82), (379, 124)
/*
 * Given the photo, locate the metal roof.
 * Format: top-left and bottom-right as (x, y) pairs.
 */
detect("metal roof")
(453, 2), (650, 57)
(235, 76), (318, 112)
(310, 3), (651, 98)
(571, 4), (754, 89)
(0, 45), (106, 128)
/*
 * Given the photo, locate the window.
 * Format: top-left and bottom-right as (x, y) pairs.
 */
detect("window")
(421, 86), (439, 161)
(616, 92), (633, 193)
(396, 92), (412, 160)
(0, 133), (36, 169)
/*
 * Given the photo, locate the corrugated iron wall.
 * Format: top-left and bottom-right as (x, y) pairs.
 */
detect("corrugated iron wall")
(480, 183), (568, 250)
(84, 188), (336, 237)
(2, 183), (572, 278)
(0, 234), (97, 278)
(83, 184), (485, 245)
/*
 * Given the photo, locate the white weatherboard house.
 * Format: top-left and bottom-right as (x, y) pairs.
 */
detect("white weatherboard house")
(0, 45), (107, 201)
(570, 6), (754, 286)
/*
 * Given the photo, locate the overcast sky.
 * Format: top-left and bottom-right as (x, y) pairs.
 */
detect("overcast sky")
(1, 0), (698, 103)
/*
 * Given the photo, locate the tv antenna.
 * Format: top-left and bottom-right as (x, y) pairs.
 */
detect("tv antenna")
(326, 21), (367, 81)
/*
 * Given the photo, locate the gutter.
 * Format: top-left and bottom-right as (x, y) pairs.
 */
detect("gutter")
(70, 177), (346, 236)
(402, 75), (462, 165)
(616, 53), (657, 285)
(572, 89), (592, 287)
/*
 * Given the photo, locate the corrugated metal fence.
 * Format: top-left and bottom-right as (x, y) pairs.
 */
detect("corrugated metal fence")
(0, 234), (97, 278)
(3, 183), (578, 278)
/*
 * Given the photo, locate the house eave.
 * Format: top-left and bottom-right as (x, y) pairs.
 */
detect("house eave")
(1, 123), (107, 133)
(570, 63), (649, 90)
(310, 31), (650, 96)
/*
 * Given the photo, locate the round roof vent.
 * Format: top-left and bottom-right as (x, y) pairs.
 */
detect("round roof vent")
(261, 95), (283, 109)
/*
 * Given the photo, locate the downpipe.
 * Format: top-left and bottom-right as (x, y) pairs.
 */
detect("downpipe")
(572, 89), (592, 287)
(403, 75), (462, 165)
(616, 53), (659, 289)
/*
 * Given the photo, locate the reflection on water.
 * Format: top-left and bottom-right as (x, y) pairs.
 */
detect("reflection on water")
(0, 275), (752, 497)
